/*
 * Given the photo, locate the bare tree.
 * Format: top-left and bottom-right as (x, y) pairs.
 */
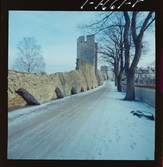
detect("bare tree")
(98, 26), (123, 92)
(79, 11), (155, 100)
(123, 12), (155, 100)
(98, 16), (125, 92)
(12, 37), (46, 73)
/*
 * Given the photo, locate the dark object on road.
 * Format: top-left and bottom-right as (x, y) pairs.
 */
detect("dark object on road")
(130, 110), (154, 121)
(16, 88), (40, 105)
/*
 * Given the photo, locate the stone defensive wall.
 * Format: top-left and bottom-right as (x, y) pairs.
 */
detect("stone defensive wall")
(8, 59), (104, 110)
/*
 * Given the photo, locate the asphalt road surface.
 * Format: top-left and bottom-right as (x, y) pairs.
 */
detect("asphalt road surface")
(8, 81), (113, 159)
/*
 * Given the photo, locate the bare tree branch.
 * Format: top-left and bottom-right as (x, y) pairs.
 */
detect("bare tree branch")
(12, 37), (46, 73)
(138, 12), (155, 39)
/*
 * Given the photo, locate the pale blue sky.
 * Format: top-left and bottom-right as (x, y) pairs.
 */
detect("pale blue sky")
(8, 11), (155, 74)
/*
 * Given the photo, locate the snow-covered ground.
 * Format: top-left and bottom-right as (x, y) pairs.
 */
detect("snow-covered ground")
(8, 81), (155, 160)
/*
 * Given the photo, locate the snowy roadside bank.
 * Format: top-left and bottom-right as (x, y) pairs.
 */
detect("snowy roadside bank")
(94, 81), (155, 160)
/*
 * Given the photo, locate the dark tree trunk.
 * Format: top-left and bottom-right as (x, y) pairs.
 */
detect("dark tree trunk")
(124, 41), (140, 100)
(115, 76), (118, 86)
(117, 74), (122, 92)
(123, 12), (132, 100)
(124, 69), (135, 100)
(117, 41), (124, 92)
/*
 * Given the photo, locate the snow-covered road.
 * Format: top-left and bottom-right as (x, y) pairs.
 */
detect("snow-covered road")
(8, 81), (155, 160)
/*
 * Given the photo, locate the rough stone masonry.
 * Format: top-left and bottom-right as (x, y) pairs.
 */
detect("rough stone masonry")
(8, 59), (104, 110)
(8, 34), (104, 110)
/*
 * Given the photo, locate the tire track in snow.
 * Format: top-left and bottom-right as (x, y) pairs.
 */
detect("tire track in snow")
(88, 84), (116, 159)
(8, 94), (101, 159)
(49, 82), (112, 159)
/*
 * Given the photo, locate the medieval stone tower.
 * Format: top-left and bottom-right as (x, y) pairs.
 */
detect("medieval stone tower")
(76, 34), (97, 75)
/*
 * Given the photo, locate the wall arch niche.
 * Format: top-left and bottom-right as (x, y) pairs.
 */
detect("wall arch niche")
(15, 88), (40, 105)
(71, 87), (77, 95)
(81, 87), (84, 92)
(55, 87), (64, 99)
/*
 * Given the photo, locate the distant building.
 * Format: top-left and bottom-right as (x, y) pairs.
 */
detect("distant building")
(134, 66), (155, 85)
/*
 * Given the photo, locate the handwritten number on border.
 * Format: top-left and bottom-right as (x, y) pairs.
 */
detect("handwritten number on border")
(81, 0), (145, 10)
